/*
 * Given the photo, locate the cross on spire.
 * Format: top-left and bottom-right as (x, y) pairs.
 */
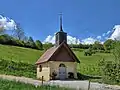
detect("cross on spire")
(59, 13), (63, 31)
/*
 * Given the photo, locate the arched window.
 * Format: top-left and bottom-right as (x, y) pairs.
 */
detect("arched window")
(59, 63), (66, 67)
(39, 65), (42, 72)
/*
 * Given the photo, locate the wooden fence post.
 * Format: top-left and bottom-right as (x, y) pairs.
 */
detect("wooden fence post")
(88, 79), (91, 90)
(42, 76), (44, 85)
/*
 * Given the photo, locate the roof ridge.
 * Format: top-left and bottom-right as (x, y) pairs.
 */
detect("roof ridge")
(35, 41), (80, 64)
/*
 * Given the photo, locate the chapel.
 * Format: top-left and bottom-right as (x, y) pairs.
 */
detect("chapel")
(35, 15), (80, 81)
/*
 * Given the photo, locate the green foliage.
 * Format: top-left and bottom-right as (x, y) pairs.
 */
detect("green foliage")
(12, 23), (25, 40)
(99, 59), (120, 85)
(0, 34), (44, 50)
(28, 36), (34, 42)
(0, 26), (4, 34)
(71, 48), (84, 52)
(27, 37), (36, 49)
(0, 34), (13, 44)
(75, 51), (113, 76)
(103, 39), (115, 51)
(92, 41), (104, 50)
(0, 59), (36, 78)
(0, 23), (43, 50)
(69, 44), (92, 49)
(99, 41), (120, 85)
(43, 43), (53, 50)
(78, 64), (101, 76)
(112, 40), (120, 64)
(0, 44), (114, 78)
(0, 79), (72, 90)
(84, 48), (93, 56)
(13, 39), (25, 47)
(35, 40), (43, 50)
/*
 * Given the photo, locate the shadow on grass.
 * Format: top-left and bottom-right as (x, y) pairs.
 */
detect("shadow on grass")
(77, 72), (102, 80)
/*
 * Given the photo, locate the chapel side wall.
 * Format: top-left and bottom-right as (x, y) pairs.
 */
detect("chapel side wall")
(49, 61), (77, 79)
(37, 62), (50, 81)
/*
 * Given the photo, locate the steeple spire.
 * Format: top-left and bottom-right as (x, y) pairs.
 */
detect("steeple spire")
(59, 13), (63, 31)
(55, 13), (67, 46)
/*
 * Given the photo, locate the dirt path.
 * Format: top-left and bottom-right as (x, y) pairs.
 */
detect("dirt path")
(0, 74), (120, 90)
(0, 74), (43, 86)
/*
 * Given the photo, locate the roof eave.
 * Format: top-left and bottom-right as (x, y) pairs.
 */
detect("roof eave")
(35, 61), (48, 65)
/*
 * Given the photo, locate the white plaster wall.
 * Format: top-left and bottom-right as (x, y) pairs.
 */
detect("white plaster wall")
(49, 61), (77, 79)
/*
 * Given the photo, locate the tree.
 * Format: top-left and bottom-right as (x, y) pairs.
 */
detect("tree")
(23, 36), (28, 42)
(28, 37), (36, 48)
(28, 37), (34, 42)
(93, 41), (104, 50)
(0, 26), (4, 34)
(112, 40), (120, 64)
(0, 34), (13, 44)
(99, 40), (120, 84)
(12, 23), (25, 40)
(43, 43), (53, 50)
(84, 48), (92, 56)
(35, 40), (43, 50)
(103, 39), (115, 51)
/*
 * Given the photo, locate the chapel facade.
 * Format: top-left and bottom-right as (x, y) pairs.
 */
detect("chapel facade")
(35, 15), (80, 81)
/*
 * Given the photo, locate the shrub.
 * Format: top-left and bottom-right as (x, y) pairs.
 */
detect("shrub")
(0, 34), (13, 44)
(104, 50), (111, 53)
(71, 48), (83, 52)
(84, 49), (92, 56)
(0, 59), (36, 78)
(99, 59), (120, 85)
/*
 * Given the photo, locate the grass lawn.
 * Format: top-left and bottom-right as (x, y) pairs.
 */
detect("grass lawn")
(75, 51), (114, 76)
(0, 44), (114, 76)
(0, 44), (44, 64)
(0, 79), (72, 90)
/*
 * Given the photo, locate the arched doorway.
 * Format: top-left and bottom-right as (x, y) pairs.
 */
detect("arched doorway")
(59, 63), (66, 80)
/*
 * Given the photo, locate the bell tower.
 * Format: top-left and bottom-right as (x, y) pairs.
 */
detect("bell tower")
(55, 13), (67, 46)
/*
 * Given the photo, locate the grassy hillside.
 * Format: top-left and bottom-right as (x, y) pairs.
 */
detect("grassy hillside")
(0, 79), (72, 90)
(75, 51), (114, 75)
(0, 60), (36, 78)
(0, 44), (114, 76)
(0, 44), (44, 64)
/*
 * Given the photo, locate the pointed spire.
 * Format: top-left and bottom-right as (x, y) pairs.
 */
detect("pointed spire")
(55, 13), (67, 46)
(59, 13), (63, 31)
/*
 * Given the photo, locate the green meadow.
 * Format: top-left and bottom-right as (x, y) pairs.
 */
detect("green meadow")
(0, 79), (72, 90)
(0, 44), (114, 77)
(0, 44), (44, 64)
(74, 51), (114, 75)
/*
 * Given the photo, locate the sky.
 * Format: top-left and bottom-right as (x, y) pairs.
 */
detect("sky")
(0, 0), (120, 44)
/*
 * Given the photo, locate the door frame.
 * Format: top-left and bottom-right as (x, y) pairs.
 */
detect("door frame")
(59, 63), (67, 80)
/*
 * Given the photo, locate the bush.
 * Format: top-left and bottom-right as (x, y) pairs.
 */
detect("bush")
(0, 34), (13, 44)
(0, 59), (36, 78)
(71, 48), (83, 52)
(84, 49), (92, 56)
(99, 59), (120, 85)
(104, 50), (111, 53)
(92, 50), (96, 54)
